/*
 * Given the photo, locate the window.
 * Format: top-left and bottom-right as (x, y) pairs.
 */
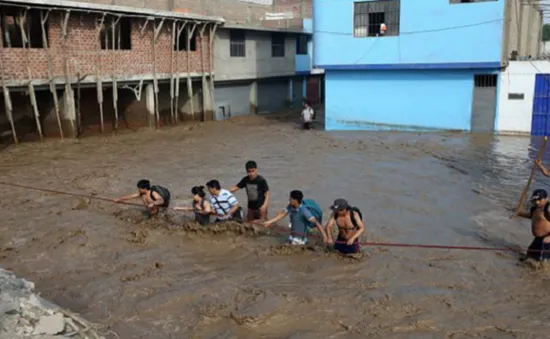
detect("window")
(474, 74), (497, 87)
(100, 17), (131, 50)
(296, 35), (308, 55)
(508, 93), (524, 100)
(1, 8), (48, 48)
(353, 0), (400, 37)
(271, 33), (285, 57)
(174, 27), (197, 51)
(229, 30), (245, 57)
(450, 0), (497, 3)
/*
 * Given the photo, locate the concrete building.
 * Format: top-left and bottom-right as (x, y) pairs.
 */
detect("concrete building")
(314, 0), (542, 132)
(213, 18), (322, 119)
(0, 0), (223, 143)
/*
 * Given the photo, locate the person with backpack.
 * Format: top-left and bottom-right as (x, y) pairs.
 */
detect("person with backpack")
(206, 180), (244, 223)
(325, 198), (365, 254)
(115, 179), (171, 216)
(263, 190), (327, 245)
(172, 186), (212, 226)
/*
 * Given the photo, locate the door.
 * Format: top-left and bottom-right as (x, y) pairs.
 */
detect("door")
(306, 76), (320, 104)
(470, 74), (497, 132)
(531, 74), (550, 136)
(258, 78), (288, 113)
(214, 83), (251, 120)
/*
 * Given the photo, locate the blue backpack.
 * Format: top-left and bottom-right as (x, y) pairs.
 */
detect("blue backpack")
(301, 199), (323, 227)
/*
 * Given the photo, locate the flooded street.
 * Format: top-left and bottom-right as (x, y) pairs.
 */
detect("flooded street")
(1, 111), (549, 338)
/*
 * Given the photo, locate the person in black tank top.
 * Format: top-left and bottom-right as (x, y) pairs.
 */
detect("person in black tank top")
(517, 189), (550, 261)
(173, 186), (212, 226)
(115, 179), (170, 216)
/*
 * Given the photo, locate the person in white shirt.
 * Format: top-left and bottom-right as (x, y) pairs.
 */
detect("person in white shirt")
(206, 179), (244, 222)
(301, 101), (314, 130)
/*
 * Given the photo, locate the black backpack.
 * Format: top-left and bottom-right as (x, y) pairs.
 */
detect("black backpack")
(151, 185), (171, 201)
(349, 206), (363, 229)
(332, 206), (363, 229)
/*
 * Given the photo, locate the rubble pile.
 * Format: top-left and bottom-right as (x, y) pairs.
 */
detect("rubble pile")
(0, 267), (105, 339)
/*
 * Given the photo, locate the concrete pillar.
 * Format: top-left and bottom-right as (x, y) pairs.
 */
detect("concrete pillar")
(58, 88), (76, 138)
(250, 81), (258, 114)
(145, 83), (155, 128)
(302, 76), (307, 101)
(288, 78), (293, 105)
(201, 77), (213, 121)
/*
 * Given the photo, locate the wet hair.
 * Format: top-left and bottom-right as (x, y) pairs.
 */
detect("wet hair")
(290, 190), (303, 203)
(137, 179), (151, 190)
(245, 160), (257, 170)
(191, 186), (206, 198)
(206, 180), (221, 190)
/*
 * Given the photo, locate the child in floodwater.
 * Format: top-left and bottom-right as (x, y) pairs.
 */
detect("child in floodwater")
(115, 179), (171, 216)
(517, 189), (550, 261)
(173, 186), (212, 226)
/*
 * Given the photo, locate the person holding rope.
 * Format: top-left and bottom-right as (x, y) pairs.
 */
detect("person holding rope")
(325, 199), (365, 254)
(263, 190), (327, 245)
(115, 179), (171, 216)
(229, 160), (270, 222)
(206, 180), (244, 223)
(535, 159), (550, 177)
(173, 186), (212, 226)
(517, 189), (550, 261)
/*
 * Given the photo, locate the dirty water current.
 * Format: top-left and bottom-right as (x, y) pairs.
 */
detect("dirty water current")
(1, 112), (550, 338)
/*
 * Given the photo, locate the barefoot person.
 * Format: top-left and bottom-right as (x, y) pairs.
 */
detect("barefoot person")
(263, 190), (327, 245)
(173, 186), (212, 225)
(325, 199), (364, 254)
(230, 160), (269, 222)
(206, 180), (244, 223)
(115, 179), (171, 216)
(517, 189), (550, 261)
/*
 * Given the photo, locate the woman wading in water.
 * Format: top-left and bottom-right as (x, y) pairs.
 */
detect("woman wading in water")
(173, 186), (212, 225)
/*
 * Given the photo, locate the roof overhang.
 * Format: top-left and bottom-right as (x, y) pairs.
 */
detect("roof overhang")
(0, 0), (225, 23)
(221, 23), (311, 35)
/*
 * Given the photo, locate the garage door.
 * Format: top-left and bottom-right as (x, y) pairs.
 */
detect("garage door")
(258, 78), (289, 114)
(470, 74), (497, 132)
(214, 83), (251, 120)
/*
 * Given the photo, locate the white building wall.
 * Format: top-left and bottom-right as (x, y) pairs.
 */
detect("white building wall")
(497, 60), (550, 134)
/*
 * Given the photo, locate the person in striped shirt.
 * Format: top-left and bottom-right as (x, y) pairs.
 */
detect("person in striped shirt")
(206, 179), (244, 222)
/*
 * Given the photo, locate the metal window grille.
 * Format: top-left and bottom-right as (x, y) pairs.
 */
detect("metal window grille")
(1, 8), (48, 48)
(271, 33), (285, 57)
(230, 30), (245, 57)
(474, 74), (497, 87)
(354, 0), (400, 37)
(449, 0), (497, 4)
(296, 35), (308, 55)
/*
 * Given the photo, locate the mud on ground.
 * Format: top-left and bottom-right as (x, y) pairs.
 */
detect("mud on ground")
(1, 111), (550, 338)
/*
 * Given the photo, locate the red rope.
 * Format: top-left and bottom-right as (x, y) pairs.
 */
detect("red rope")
(0, 181), (542, 255)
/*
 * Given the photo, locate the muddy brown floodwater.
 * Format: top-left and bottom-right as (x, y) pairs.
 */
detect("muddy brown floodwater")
(1, 110), (550, 338)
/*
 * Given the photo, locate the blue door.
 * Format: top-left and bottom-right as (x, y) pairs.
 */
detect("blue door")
(531, 74), (550, 136)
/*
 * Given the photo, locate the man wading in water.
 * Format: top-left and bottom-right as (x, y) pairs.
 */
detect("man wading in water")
(325, 199), (365, 254)
(206, 180), (244, 222)
(263, 190), (327, 245)
(115, 179), (171, 216)
(517, 189), (550, 261)
(230, 160), (269, 222)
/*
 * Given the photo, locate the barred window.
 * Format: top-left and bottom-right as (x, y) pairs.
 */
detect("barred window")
(474, 74), (497, 87)
(272, 33), (285, 57)
(173, 28), (197, 51)
(296, 35), (308, 55)
(100, 17), (131, 50)
(450, 0), (497, 4)
(230, 30), (245, 57)
(354, 0), (400, 37)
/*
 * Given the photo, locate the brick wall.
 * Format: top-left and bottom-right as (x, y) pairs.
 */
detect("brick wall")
(68, 0), (311, 24)
(1, 10), (212, 83)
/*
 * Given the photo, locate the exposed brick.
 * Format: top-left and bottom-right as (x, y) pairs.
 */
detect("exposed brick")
(1, 11), (210, 82)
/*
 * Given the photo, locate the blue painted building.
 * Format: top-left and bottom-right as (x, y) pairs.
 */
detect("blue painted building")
(314, 0), (512, 131)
